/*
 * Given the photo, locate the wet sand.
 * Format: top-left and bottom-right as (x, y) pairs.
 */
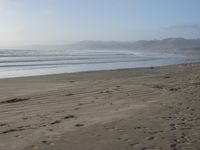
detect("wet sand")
(0, 63), (200, 150)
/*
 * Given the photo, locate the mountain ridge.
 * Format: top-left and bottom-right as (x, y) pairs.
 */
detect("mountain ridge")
(63, 38), (200, 51)
(3, 38), (200, 51)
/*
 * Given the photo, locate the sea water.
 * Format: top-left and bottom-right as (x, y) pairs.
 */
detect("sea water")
(0, 49), (199, 78)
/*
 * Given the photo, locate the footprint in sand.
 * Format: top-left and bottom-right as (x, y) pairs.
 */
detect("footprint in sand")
(50, 115), (76, 125)
(129, 143), (139, 147)
(146, 136), (155, 141)
(0, 123), (7, 127)
(64, 115), (77, 119)
(134, 126), (147, 130)
(22, 117), (29, 120)
(100, 90), (111, 94)
(191, 81), (200, 86)
(41, 140), (54, 145)
(50, 120), (61, 125)
(143, 84), (165, 89)
(163, 75), (171, 78)
(170, 143), (178, 150)
(65, 93), (74, 96)
(169, 123), (176, 130)
(74, 123), (84, 127)
(161, 116), (173, 120)
(168, 87), (180, 91)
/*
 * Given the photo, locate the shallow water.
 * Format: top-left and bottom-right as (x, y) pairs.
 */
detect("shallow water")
(0, 49), (199, 78)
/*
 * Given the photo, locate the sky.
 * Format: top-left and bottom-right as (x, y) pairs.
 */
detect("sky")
(0, 0), (200, 47)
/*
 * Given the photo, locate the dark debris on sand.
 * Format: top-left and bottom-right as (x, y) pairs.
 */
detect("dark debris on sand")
(0, 97), (30, 104)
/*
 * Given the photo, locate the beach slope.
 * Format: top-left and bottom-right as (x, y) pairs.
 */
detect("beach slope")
(0, 63), (200, 150)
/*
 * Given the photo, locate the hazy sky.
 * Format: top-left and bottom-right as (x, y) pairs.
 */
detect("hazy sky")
(0, 0), (200, 46)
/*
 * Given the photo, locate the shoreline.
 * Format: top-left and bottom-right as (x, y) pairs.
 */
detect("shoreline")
(1, 61), (200, 80)
(0, 62), (200, 150)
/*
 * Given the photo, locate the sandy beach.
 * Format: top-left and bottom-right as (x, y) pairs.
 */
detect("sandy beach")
(0, 63), (200, 150)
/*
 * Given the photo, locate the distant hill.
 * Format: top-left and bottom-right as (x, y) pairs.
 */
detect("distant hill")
(65, 38), (200, 51)
(15, 38), (200, 51)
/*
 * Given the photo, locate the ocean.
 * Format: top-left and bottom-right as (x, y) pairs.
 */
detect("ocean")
(0, 49), (199, 79)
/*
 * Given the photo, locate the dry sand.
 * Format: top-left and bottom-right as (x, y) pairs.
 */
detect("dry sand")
(0, 63), (200, 150)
